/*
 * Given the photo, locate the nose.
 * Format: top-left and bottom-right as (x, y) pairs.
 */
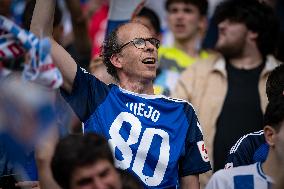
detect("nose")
(145, 40), (155, 52)
(92, 179), (106, 189)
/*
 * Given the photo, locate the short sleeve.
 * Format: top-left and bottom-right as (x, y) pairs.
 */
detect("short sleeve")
(224, 132), (266, 169)
(60, 66), (110, 122)
(179, 104), (211, 176)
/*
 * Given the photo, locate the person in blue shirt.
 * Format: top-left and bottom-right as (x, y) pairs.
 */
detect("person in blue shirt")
(30, 1), (211, 189)
(206, 95), (284, 189)
(225, 63), (284, 169)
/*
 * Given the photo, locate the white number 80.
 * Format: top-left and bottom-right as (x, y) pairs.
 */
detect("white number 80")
(109, 112), (170, 186)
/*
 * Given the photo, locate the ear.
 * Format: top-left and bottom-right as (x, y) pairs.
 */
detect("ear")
(247, 30), (258, 41)
(110, 54), (123, 69)
(264, 125), (276, 147)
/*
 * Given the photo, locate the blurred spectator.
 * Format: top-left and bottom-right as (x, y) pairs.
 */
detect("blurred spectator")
(206, 96), (284, 189)
(172, 0), (281, 186)
(0, 73), (57, 187)
(51, 133), (122, 189)
(24, 0), (87, 134)
(86, 0), (109, 58)
(154, 0), (211, 95)
(0, 12), (62, 186)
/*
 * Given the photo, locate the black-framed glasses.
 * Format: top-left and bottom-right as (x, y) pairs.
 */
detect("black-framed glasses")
(118, 38), (160, 51)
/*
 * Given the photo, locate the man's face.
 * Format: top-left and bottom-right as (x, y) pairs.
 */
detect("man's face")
(115, 23), (158, 82)
(215, 19), (248, 58)
(167, 2), (203, 41)
(274, 120), (284, 163)
(70, 160), (121, 189)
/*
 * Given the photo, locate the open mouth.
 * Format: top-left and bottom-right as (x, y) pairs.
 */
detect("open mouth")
(142, 58), (156, 64)
(175, 23), (185, 30)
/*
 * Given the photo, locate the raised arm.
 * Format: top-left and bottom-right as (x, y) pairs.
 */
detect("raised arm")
(30, 0), (77, 93)
(65, 0), (91, 69)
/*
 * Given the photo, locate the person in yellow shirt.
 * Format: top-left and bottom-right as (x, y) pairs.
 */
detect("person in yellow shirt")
(154, 0), (210, 95)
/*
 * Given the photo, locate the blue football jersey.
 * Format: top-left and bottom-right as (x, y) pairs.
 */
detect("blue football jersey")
(206, 162), (273, 189)
(61, 67), (211, 188)
(225, 130), (267, 169)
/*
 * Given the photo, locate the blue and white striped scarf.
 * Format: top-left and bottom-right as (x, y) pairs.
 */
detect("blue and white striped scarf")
(0, 15), (62, 89)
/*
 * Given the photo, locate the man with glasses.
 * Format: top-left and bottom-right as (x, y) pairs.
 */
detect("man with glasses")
(30, 1), (211, 188)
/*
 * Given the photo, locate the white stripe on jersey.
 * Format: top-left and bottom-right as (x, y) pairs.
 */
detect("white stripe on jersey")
(230, 130), (264, 154)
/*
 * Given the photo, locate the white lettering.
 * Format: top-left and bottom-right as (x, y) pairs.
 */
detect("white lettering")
(151, 110), (160, 122)
(137, 103), (145, 116)
(126, 103), (160, 122)
(144, 105), (153, 119)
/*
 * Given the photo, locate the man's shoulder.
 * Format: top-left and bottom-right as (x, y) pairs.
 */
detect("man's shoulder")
(229, 130), (265, 155)
(160, 95), (195, 108)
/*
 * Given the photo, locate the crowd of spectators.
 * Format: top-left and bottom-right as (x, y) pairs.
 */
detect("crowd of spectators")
(0, 0), (283, 189)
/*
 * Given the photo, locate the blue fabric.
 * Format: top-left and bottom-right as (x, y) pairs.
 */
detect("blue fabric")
(226, 131), (266, 168)
(234, 175), (254, 189)
(253, 143), (269, 163)
(0, 135), (38, 180)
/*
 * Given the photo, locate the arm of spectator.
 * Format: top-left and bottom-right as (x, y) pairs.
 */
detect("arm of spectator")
(65, 0), (91, 58)
(35, 127), (61, 189)
(30, 0), (77, 93)
(181, 175), (200, 189)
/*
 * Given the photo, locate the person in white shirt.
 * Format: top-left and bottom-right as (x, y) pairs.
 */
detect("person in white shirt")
(206, 95), (284, 189)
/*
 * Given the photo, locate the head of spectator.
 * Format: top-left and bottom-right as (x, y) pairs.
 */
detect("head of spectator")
(263, 96), (284, 175)
(89, 57), (116, 84)
(266, 63), (284, 101)
(22, 0), (63, 43)
(102, 22), (159, 85)
(51, 133), (121, 189)
(214, 0), (279, 59)
(132, 7), (161, 41)
(165, 0), (208, 42)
